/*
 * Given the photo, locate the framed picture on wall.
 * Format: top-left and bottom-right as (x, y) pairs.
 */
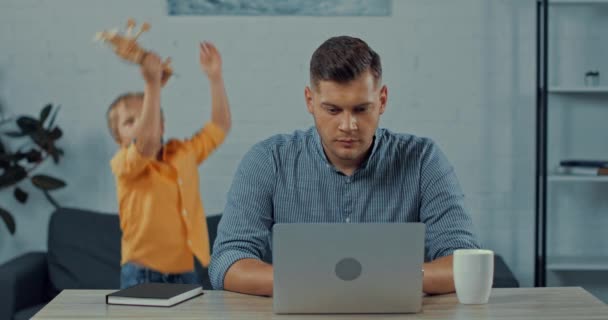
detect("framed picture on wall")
(168, 0), (391, 16)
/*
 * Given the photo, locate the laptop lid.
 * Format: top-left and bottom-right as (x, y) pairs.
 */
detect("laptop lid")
(273, 223), (425, 314)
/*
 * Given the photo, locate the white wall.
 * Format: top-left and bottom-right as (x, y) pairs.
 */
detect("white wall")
(0, 0), (536, 287)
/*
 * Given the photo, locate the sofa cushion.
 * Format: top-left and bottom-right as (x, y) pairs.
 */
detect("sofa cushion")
(47, 208), (121, 290)
(494, 255), (520, 288)
(195, 214), (222, 289)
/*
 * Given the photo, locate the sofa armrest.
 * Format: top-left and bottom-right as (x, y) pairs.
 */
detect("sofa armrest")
(0, 252), (50, 320)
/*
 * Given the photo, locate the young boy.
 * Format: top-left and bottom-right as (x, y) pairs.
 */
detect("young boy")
(107, 42), (231, 289)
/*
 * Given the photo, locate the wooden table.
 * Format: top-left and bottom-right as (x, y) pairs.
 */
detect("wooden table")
(33, 287), (607, 319)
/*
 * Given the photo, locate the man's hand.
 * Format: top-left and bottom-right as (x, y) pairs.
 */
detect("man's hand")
(199, 41), (222, 80)
(140, 52), (163, 86)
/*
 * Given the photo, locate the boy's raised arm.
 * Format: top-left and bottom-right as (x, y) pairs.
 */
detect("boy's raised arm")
(133, 52), (163, 158)
(200, 41), (231, 134)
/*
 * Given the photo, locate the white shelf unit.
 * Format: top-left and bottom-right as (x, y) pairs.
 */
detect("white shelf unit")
(547, 256), (608, 271)
(550, 0), (608, 5)
(548, 175), (608, 182)
(538, 0), (608, 298)
(549, 87), (608, 94)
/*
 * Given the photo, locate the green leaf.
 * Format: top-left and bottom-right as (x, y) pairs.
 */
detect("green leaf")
(4, 131), (27, 138)
(0, 207), (16, 235)
(43, 190), (60, 209)
(51, 152), (59, 164)
(49, 127), (62, 140)
(31, 131), (50, 151)
(44, 146), (64, 164)
(40, 104), (52, 125)
(14, 187), (28, 203)
(16, 116), (40, 134)
(31, 174), (66, 191)
(13, 152), (28, 162)
(25, 149), (42, 163)
(0, 165), (27, 188)
(47, 105), (61, 129)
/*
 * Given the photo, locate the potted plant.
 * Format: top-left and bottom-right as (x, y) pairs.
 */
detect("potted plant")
(0, 103), (66, 235)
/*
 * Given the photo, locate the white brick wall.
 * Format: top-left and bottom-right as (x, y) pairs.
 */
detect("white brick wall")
(0, 0), (536, 287)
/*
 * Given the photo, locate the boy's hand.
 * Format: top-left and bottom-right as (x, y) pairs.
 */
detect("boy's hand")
(199, 41), (222, 80)
(141, 52), (163, 85)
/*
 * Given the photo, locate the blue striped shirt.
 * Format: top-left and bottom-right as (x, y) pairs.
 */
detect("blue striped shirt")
(209, 127), (479, 289)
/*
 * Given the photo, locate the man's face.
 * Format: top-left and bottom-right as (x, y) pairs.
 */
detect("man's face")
(305, 71), (387, 169)
(115, 97), (164, 147)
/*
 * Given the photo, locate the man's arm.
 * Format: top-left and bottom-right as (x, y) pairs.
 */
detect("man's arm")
(200, 41), (231, 133)
(133, 53), (163, 158)
(423, 255), (454, 294)
(224, 259), (274, 296)
(208, 142), (275, 295)
(419, 139), (479, 294)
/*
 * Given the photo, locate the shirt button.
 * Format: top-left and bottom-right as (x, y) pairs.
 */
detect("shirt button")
(182, 209), (188, 216)
(345, 217), (351, 223)
(178, 178), (183, 186)
(187, 240), (192, 246)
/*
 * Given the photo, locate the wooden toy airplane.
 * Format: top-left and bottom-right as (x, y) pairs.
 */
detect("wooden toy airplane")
(95, 19), (173, 86)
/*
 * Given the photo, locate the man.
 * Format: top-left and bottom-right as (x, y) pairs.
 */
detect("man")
(209, 36), (479, 296)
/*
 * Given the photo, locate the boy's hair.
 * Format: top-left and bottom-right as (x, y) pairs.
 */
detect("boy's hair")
(107, 92), (165, 144)
(309, 36), (382, 89)
(106, 92), (144, 143)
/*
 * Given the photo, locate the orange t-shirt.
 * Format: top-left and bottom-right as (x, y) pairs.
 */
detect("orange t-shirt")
(110, 122), (225, 273)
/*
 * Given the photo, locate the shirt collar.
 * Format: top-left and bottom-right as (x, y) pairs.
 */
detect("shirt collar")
(311, 127), (383, 173)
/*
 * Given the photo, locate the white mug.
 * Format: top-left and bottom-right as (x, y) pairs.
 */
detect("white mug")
(453, 249), (494, 304)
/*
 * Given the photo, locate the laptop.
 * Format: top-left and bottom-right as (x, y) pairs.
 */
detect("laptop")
(273, 223), (425, 314)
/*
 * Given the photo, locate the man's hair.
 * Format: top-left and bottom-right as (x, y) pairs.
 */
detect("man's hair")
(309, 36), (382, 89)
(106, 92), (144, 143)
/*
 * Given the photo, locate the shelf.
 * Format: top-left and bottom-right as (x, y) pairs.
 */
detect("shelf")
(549, 175), (608, 182)
(548, 86), (608, 94)
(550, 0), (608, 4)
(547, 256), (608, 271)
